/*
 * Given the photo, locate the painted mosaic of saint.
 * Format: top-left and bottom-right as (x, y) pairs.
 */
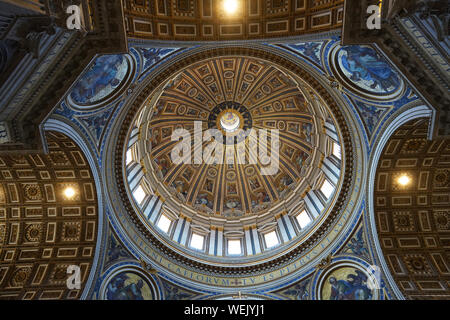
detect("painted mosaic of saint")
(325, 269), (373, 300)
(105, 272), (153, 300)
(70, 55), (127, 104)
(338, 46), (400, 94)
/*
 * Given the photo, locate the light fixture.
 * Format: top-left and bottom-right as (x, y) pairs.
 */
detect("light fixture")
(397, 174), (411, 186)
(63, 187), (76, 199)
(223, 0), (238, 15)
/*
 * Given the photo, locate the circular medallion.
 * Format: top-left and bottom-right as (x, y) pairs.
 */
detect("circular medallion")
(321, 266), (375, 300)
(176, 105), (186, 115)
(244, 74), (255, 82)
(226, 171), (237, 181)
(188, 88), (198, 97)
(274, 102), (283, 111)
(224, 71), (235, 78)
(204, 75), (215, 84)
(207, 168), (218, 177)
(313, 258), (381, 300)
(330, 45), (404, 100)
(68, 54), (134, 109)
(245, 166), (255, 176)
(100, 268), (159, 300)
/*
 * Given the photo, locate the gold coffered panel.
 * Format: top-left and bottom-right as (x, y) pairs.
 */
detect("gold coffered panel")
(374, 119), (450, 299)
(123, 0), (344, 41)
(0, 132), (98, 300)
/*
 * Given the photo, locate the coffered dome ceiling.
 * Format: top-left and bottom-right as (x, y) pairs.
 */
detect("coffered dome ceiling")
(121, 52), (347, 266)
(145, 56), (321, 217)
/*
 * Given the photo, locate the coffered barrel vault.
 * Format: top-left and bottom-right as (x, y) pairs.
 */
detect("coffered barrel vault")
(123, 0), (344, 41)
(374, 119), (450, 299)
(0, 132), (98, 299)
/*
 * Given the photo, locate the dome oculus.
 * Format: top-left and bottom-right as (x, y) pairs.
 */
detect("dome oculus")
(219, 110), (241, 133)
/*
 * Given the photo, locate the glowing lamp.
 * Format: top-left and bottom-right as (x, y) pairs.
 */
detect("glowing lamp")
(223, 0), (238, 15)
(397, 174), (411, 186)
(64, 187), (76, 199)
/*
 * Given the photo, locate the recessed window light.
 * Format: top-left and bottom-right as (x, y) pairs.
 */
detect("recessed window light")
(332, 142), (341, 160)
(228, 239), (242, 255)
(133, 185), (146, 204)
(156, 214), (172, 233)
(320, 179), (334, 200)
(190, 233), (205, 250)
(126, 149), (133, 165)
(296, 210), (312, 229)
(264, 231), (279, 248)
